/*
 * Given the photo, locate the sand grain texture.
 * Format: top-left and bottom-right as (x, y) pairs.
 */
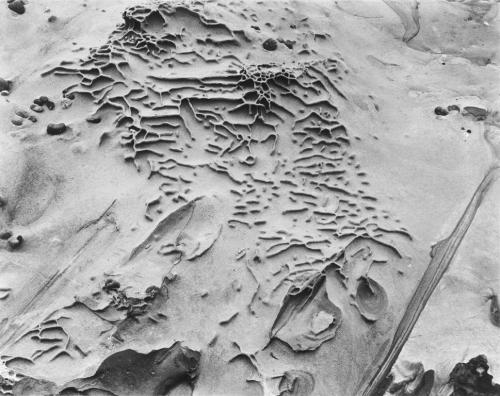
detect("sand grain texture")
(0, 0), (499, 395)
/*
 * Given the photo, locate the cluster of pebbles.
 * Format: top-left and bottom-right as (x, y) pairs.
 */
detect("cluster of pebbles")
(0, 199), (23, 251)
(10, 96), (54, 126)
(434, 104), (488, 120)
(10, 95), (68, 135)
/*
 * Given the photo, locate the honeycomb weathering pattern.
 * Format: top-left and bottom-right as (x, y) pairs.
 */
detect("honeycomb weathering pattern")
(1, 2), (436, 395)
(43, 3), (409, 247)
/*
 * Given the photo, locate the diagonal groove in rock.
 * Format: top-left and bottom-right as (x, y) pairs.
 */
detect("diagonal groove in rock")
(360, 166), (500, 396)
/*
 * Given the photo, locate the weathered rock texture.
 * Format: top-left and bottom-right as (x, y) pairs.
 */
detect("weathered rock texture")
(0, 0), (499, 395)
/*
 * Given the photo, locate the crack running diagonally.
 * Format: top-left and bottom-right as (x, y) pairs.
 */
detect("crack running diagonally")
(360, 165), (500, 396)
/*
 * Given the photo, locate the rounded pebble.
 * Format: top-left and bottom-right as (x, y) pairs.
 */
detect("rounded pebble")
(15, 110), (29, 118)
(0, 78), (11, 92)
(434, 106), (449, 116)
(262, 38), (278, 51)
(46, 100), (55, 110)
(30, 104), (44, 113)
(8, 0), (25, 15)
(47, 122), (67, 135)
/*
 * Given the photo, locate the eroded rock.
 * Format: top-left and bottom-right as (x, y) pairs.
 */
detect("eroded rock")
(12, 343), (201, 396)
(447, 355), (500, 396)
(271, 272), (342, 351)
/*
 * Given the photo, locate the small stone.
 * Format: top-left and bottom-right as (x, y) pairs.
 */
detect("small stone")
(30, 104), (44, 113)
(0, 230), (12, 240)
(48, 15), (57, 22)
(0, 78), (11, 92)
(11, 118), (22, 126)
(8, 0), (25, 15)
(86, 114), (101, 124)
(263, 38), (278, 51)
(15, 110), (29, 118)
(28, 115), (37, 123)
(46, 100), (55, 110)
(7, 235), (23, 250)
(434, 106), (449, 116)
(47, 122), (67, 135)
(447, 104), (460, 112)
(34, 96), (47, 106)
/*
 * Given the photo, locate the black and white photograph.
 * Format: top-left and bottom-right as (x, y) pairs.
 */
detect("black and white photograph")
(0, 0), (499, 395)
